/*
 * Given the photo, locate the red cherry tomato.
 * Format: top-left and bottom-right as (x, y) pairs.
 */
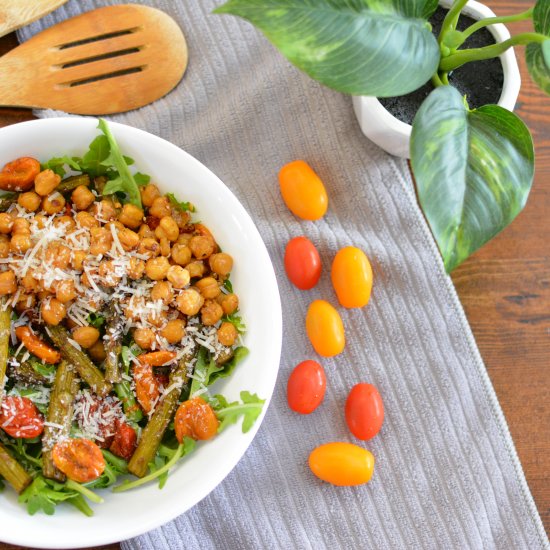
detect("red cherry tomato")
(345, 383), (384, 440)
(0, 396), (44, 439)
(287, 360), (326, 414)
(284, 237), (322, 290)
(110, 420), (137, 461)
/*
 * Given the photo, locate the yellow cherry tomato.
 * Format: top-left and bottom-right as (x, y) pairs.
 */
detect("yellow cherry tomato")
(331, 246), (373, 308)
(309, 442), (375, 486)
(305, 299), (345, 357)
(279, 160), (328, 220)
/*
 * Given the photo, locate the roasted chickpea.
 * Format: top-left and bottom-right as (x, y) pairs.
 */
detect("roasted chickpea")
(147, 310), (164, 328)
(201, 299), (223, 326)
(10, 234), (32, 254)
(123, 296), (144, 321)
(186, 261), (206, 279)
(195, 277), (221, 299)
(72, 326), (100, 349)
(32, 214), (48, 230)
(176, 233), (192, 246)
(38, 290), (52, 301)
(134, 328), (156, 350)
(45, 243), (71, 269)
(118, 227), (140, 251)
(90, 199), (118, 221)
(54, 215), (77, 232)
(209, 253), (233, 276)
(171, 208), (190, 229)
(18, 191), (41, 212)
(151, 281), (173, 304)
(15, 293), (36, 313)
(41, 297), (66, 325)
(128, 257), (146, 280)
(71, 185), (95, 211)
(80, 272), (92, 288)
(0, 213), (14, 234)
(189, 235), (216, 260)
(140, 184), (161, 207)
(138, 224), (155, 239)
(145, 256), (170, 281)
(12, 218), (30, 235)
(176, 288), (204, 316)
(34, 169), (61, 196)
(88, 340), (107, 363)
(138, 238), (161, 258)
(149, 197), (171, 219)
(118, 204), (144, 229)
(55, 280), (77, 303)
(167, 266), (190, 289)
(42, 192), (66, 215)
(106, 220), (124, 233)
(218, 293), (239, 315)
(171, 244), (192, 266)
(0, 235), (10, 258)
(21, 270), (39, 293)
(158, 217), (179, 242)
(90, 227), (113, 255)
(75, 211), (99, 229)
(71, 250), (87, 270)
(160, 319), (186, 344)
(217, 322), (238, 346)
(0, 270), (17, 295)
(98, 260), (121, 287)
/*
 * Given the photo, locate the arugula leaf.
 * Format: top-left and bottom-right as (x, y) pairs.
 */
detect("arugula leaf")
(41, 156), (81, 178)
(13, 387), (49, 415)
(223, 279), (233, 293)
(87, 312), (106, 329)
(84, 451), (127, 489)
(0, 479), (5, 492)
(29, 359), (56, 382)
(167, 192), (195, 212)
(97, 119), (142, 207)
(188, 347), (212, 397)
(134, 172), (151, 186)
(208, 346), (249, 386)
(79, 135), (110, 177)
(214, 391), (265, 433)
(222, 313), (246, 334)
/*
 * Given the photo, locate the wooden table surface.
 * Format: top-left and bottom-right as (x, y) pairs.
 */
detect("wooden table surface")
(0, 1), (548, 547)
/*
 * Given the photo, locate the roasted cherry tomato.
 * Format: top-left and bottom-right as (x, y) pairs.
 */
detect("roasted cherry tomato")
(331, 246), (373, 308)
(0, 396), (44, 439)
(138, 350), (177, 367)
(0, 157), (40, 192)
(109, 420), (137, 461)
(52, 438), (105, 483)
(345, 383), (384, 440)
(175, 397), (219, 442)
(15, 326), (61, 364)
(279, 160), (328, 220)
(309, 442), (375, 486)
(287, 360), (326, 414)
(284, 236), (322, 290)
(133, 362), (161, 414)
(306, 300), (345, 357)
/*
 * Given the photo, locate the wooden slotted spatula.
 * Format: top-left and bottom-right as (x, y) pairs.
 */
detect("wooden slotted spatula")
(0, 0), (69, 38)
(0, 4), (188, 115)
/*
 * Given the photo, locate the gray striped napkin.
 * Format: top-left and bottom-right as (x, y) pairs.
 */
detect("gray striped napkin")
(18, 1), (549, 548)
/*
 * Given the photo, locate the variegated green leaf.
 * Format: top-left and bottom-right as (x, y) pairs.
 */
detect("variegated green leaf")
(214, 0), (440, 97)
(527, 0), (550, 94)
(410, 87), (534, 272)
(533, 0), (550, 34)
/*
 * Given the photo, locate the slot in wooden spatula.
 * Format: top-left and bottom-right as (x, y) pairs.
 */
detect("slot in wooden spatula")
(0, 4), (188, 114)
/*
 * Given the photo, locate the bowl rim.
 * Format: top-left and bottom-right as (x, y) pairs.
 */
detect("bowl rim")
(0, 117), (283, 548)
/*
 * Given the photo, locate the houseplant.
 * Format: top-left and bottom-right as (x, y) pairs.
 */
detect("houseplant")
(214, 0), (550, 272)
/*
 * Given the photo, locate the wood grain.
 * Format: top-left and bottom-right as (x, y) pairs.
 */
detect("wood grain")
(0, 0), (548, 548)
(0, 0), (68, 38)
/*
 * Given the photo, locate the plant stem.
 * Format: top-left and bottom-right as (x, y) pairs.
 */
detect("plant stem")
(432, 72), (445, 87)
(439, 0), (469, 44)
(460, 8), (534, 41)
(440, 32), (548, 72)
(65, 479), (104, 503)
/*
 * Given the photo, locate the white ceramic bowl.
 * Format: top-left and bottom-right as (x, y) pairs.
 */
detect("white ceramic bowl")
(0, 118), (282, 548)
(353, 0), (522, 158)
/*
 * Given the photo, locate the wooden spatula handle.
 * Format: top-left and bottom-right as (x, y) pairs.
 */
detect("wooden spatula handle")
(0, 0), (69, 38)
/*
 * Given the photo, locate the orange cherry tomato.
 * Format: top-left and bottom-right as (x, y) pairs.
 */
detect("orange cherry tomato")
(138, 350), (177, 367)
(309, 442), (375, 486)
(345, 383), (384, 440)
(52, 438), (105, 483)
(109, 421), (137, 461)
(0, 396), (44, 439)
(331, 246), (373, 308)
(287, 360), (326, 414)
(174, 397), (219, 442)
(279, 160), (328, 220)
(15, 326), (61, 364)
(305, 300), (345, 357)
(284, 236), (322, 290)
(133, 362), (161, 414)
(0, 157), (40, 192)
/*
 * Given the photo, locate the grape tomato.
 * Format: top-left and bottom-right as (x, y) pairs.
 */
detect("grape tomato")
(287, 360), (326, 414)
(284, 237), (322, 290)
(345, 383), (384, 440)
(306, 300), (345, 357)
(331, 246), (373, 308)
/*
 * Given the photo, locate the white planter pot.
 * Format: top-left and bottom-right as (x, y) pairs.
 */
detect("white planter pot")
(352, 0), (521, 158)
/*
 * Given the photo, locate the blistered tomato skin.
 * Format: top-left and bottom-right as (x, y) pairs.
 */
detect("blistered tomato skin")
(331, 246), (373, 308)
(284, 237), (322, 290)
(345, 383), (384, 441)
(279, 160), (328, 220)
(287, 360), (326, 414)
(309, 442), (375, 486)
(306, 300), (345, 357)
